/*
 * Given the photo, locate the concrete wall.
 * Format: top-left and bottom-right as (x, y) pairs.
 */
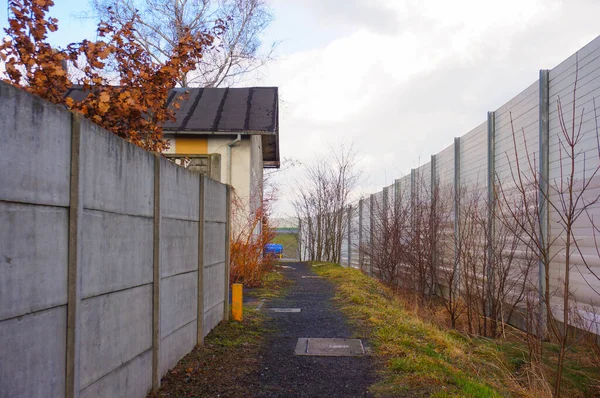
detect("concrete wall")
(0, 82), (231, 398)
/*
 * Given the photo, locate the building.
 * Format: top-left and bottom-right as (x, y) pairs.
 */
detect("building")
(66, 86), (280, 230)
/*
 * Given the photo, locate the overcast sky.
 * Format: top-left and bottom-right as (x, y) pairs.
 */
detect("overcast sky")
(2, 0), (600, 219)
(256, 0), (600, 219)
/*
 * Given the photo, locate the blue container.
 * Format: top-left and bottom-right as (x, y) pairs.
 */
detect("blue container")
(265, 243), (283, 254)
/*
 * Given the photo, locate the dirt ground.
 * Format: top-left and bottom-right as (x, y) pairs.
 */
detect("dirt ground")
(151, 262), (376, 397)
(253, 262), (376, 397)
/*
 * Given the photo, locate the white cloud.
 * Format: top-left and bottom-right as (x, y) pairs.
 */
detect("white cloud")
(260, 0), (600, 217)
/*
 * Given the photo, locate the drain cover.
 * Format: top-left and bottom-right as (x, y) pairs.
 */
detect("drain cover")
(270, 308), (301, 313)
(294, 338), (365, 356)
(281, 266), (295, 269)
(301, 276), (323, 279)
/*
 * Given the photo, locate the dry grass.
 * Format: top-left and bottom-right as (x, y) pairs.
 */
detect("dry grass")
(312, 263), (600, 397)
(150, 307), (267, 398)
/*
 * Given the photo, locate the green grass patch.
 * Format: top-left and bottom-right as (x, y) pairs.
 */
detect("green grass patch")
(151, 307), (269, 397)
(312, 263), (600, 397)
(245, 269), (292, 300)
(311, 263), (511, 397)
(271, 233), (298, 258)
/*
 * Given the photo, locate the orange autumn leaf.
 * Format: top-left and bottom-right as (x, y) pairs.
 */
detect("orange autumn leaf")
(1, 0), (219, 152)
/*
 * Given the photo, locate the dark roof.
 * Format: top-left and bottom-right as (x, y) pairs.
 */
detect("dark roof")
(65, 86), (280, 167)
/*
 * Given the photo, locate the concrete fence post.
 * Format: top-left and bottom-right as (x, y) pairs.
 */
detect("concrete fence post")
(197, 176), (205, 344)
(66, 115), (83, 398)
(538, 69), (550, 334)
(358, 199), (364, 271)
(152, 155), (161, 392)
(223, 185), (232, 321)
(453, 137), (461, 292)
(486, 111), (496, 323)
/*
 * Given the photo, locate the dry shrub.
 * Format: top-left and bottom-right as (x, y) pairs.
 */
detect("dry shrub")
(229, 189), (276, 287)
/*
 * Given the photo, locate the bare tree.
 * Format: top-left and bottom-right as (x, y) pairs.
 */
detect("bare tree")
(294, 146), (361, 264)
(369, 187), (410, 287)
(496, 59), (600, 396)
(89, 0), (275, 87)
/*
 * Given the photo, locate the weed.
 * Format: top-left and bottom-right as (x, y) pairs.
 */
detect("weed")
(313, 263), (599, 397)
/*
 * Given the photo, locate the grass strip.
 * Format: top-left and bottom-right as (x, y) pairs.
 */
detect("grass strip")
(312, 262), (518, 397)
(151, 270), (288, 397)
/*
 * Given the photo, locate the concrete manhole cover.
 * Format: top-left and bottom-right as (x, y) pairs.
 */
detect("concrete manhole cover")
(294, 338), (365, 356)
(301, 276), (323, 279)
(270, 308), (301, 313)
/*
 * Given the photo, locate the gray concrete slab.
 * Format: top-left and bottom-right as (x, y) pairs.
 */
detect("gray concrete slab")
(80, 350), (152, 398)
(159, 157), (200, 221)
(301, 276), (324, 279)
(161, 272), (198, 338)
(0, 202), (68, 320)
(203, 222), (226, 266)
(0, 306), (67, 397)
(160, 218), (198, 278)
(203, 302), (224, 337)
(159, 320), (197, 377)
(269, 308), (301, 313)
(204, 178), (227, 222)
(0, 82), (71, 207)
(81, 119), (154, 217)
(203, 262), (225, 311)
(80, 284), (152, 388)
(294, 338), (365, 356)
(81, 209), (153, 298)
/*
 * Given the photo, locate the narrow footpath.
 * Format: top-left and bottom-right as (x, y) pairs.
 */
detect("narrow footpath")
(253, 262), (376, 397)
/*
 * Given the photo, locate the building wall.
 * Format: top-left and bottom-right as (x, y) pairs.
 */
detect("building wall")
(165, 137), (208, 155)
(250, 135), (265, 235)
(164, 135), (263, 220)
(0, 82), (231, 398)
(207, 137), (253, 232)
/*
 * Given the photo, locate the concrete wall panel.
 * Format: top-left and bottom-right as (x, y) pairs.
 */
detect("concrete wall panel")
(0, 82), (232, 397)
(0, 202), (68, 320)
(160, 157), (200, 221)
(160, 272), (198, 338)
(159, 320), (197, 377)
(0, 83), (71, 207)
(203, 222), (226, 266)
(80, 285), (153, 389)
(203, 302), (224, 338)
(81, 120), (154, 216)
(160, 218), (198, 278)
(204, 263), (225, 314)
(80, 350), (152, 398)
(0, 306), (66, 398)
(81, 210), (153, 299)
(204, 178), (227, 222)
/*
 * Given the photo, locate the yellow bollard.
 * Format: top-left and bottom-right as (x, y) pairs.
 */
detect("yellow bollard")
(232, 283), (243, 321)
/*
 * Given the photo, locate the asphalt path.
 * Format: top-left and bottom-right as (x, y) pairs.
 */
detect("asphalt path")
(253, 262), (376, 397)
